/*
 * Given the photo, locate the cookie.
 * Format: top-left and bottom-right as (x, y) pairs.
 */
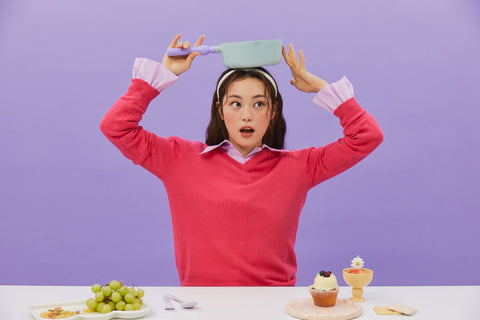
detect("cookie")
(374, 306), (402, 315)
(388, 303), (418, 316)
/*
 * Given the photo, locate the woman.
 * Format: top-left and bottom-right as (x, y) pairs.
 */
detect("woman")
(100, 34), (383, 286)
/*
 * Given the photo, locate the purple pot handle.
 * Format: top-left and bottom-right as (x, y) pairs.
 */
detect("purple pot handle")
(167, 45), (217, 56)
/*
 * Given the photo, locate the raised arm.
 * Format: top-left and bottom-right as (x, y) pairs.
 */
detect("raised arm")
(282, 44), (383, 187)
(100, 35), (205, 179)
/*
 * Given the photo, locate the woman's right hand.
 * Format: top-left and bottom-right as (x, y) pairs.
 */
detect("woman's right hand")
(282, 44), (328, 93)
(162, 34), (205, 76)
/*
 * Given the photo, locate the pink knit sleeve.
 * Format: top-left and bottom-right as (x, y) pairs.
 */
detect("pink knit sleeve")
(304, 98), (383, 187)
(99, 78), (196, 180)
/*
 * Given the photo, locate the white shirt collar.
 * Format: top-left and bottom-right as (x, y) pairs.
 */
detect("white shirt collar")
(200, 140), (287, 163)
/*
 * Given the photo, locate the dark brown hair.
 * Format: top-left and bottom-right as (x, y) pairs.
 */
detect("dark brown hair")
(205, 67), (286, 149)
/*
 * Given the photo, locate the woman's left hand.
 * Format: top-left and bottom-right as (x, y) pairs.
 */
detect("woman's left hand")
(162, 34), (205, 76)
(282, 44), (329, 93)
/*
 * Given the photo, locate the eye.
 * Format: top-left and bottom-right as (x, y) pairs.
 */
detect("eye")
(230, 101), (241, 108)
(254, 101), (265, 108)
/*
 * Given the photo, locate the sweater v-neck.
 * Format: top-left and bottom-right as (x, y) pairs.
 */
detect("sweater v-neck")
(200, 139), (287, 165)
(214, 147), (279, 171)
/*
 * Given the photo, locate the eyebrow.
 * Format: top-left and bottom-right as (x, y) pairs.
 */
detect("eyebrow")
(227, 94), (267, 99)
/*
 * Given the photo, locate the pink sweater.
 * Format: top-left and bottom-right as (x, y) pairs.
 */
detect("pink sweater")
(100, 79), (383, 286)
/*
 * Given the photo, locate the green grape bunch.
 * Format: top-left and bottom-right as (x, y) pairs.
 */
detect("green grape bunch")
(86, 280), (145, 314)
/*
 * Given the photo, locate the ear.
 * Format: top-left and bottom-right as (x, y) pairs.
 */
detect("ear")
(271, 101), (278, 120)
(216, 101), (224, 120)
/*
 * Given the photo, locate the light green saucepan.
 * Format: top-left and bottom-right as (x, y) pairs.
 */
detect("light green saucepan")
(167, 39), (282, 68)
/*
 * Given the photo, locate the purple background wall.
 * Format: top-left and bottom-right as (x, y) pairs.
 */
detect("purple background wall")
(1, 0), (479, 287)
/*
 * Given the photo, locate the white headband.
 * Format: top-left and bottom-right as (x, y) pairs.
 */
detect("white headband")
(216, 68), (278, 101)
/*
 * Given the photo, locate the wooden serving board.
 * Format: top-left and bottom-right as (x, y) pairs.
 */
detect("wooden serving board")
(286, 298), (361, 320)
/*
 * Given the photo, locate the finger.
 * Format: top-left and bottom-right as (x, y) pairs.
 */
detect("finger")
(194, 35), (205, 47)
(176, 41), (183, 48)
(290, 79), (296, 86)
(183, 41), (191, 49)
(169, 34), (182, 48)
(288, 44), (298, 64)
(282, 45), (291, 66)
(282, 45), (289, 61)
(299, 50), (305, 68)
(185, 52), (201, 68)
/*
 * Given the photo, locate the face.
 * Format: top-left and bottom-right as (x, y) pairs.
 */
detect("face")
(219, 77), (275, 157)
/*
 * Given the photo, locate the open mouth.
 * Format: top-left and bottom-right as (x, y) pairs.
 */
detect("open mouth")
(240, 126), (254, 137)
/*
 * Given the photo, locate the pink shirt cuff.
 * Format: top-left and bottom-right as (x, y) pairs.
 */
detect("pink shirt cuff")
(132, 58), (178, 91)
(312, 76), (354, 113)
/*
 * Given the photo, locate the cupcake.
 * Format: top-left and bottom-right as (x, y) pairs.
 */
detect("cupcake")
(309, 270), (339, 307)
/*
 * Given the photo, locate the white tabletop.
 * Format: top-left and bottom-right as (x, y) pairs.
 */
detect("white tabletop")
(1, 285), (478, 320)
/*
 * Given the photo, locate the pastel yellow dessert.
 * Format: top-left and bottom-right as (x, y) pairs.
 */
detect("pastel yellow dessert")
(309, 270), (339, 307)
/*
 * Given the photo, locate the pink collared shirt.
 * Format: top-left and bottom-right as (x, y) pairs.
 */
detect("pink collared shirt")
(132, 57), (355, 163)
(200, 140), (289, 164)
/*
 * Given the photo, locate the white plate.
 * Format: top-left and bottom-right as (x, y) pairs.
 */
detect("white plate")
(28, 300), (151, 320)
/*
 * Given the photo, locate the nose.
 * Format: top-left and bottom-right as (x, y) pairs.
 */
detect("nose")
(241, 106), (253, 122)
